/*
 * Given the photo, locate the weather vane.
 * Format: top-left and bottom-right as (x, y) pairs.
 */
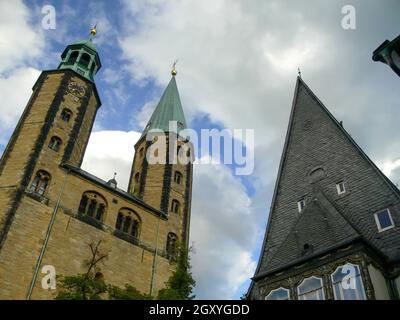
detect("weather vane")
(298, 67), (302, 78)
(171, 59), (178, 76)
(90, 23), (98, 39)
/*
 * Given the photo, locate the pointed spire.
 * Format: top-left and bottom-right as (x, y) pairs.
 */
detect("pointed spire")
(141, 72), (187, 139)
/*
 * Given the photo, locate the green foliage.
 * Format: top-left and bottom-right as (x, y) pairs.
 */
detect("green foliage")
(55, 273), (107, 300)
(55, 240), (196, 300)
(108, 284), (153, 300)
(157, 246), (196, 300)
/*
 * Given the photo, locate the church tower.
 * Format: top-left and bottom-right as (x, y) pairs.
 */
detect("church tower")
(128, 66), (193, 247)
(247, 76), (400, 300)
(0, 28), (101, 250)
(0, 28), (192, 300)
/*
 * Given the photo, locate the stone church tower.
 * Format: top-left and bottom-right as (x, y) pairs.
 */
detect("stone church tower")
(247, 76), (400, 300)
(0, 29), (193, 299)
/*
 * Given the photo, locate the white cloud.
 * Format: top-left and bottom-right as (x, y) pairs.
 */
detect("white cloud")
(0, 67), (41, 146)
(0, 0), (44, 73)
(81, 130), (140, 190)
(190, 158), (258, 299)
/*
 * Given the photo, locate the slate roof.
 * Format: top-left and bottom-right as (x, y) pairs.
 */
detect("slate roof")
(266, 190), (361, 274)
(248, 76), (400, 294)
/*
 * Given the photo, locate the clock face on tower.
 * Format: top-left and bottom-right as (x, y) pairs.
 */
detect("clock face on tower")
(67, 81), (86, 98)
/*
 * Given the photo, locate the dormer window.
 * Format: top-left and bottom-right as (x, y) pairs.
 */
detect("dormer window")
(297, 198), (306, 213)
(374, 208), (395, 232)
(336, 181), (346, 195)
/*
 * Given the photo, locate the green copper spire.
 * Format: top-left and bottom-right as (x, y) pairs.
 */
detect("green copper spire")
(141, 74), (188, 138)
(57, 26), (101, 82)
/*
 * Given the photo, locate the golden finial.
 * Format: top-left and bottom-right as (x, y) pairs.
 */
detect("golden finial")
(171, 59), (178, 76)
(90, 24), (97, 37)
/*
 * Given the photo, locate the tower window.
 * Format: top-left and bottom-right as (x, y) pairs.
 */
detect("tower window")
(336, 181), (346, 195)
(166, 232), (178, 260)
(67, 51), (79, 64)
(297, 198), (306, 213)
(139, 147), (144, 158)
(115, 209), (141, 239)
(61, 108), (72, 122)
(79, 53), (91, 68)
(174, 171), (183, 184)
(171, 199), (180, 214)
(48, 136), (62, 152)
(30, 170), (50, 196)
(78, 191), (107, 222)
(374, 208), (395, 232)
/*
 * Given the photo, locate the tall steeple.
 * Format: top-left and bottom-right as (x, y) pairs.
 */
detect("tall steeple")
(127, 67), (193, 247)
(141, 72), (187, 138)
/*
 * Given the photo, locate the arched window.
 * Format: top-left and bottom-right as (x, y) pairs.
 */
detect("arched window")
(331, 263), (366, 300)
(115, 209), (141, 239)
(171, 199), (180, 214)
(297, 276), (325, 300)
(61, 108), (72, 122)
(139, 148), (144, 158)
(174, 171), (183, 184)
(166, 232), (178, 260)
(78, 191), (107, 222)
(30, 170), (50, 196)
(67, 51), (79, 64)
(79, 53), (91, 68)
(265, 287), (290, 300)
(48, 136), (62, 152)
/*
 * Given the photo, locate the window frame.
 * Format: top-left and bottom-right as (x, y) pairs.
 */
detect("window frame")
(48, 136), (62, 152)
(171, 199), (180, 214)
(78, 191), (107, 222)
(166, 232), (178, 260)
(60, 108), (72, 122)
(374, 208), (395, 232)
(336, 181), (346, 195)
(174, 171), (183, 184)
(297, 276), (325, 300)
(297, 198), (306, 213)
(115, 209), (141, 239)
(330, 263), (366, 300)
(265, 287), (290, 300)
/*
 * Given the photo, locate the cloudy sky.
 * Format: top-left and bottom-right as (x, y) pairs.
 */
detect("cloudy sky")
(0, 0), (399, 299)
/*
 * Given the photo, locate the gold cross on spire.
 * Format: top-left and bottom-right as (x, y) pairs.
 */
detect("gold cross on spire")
(171, 59), (178, 76)
(90, 24), (97, 38)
